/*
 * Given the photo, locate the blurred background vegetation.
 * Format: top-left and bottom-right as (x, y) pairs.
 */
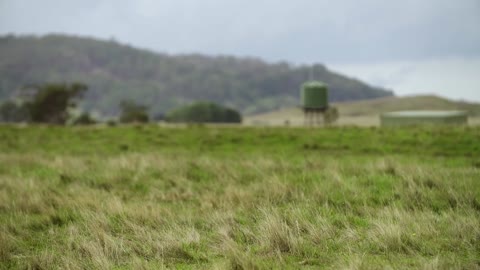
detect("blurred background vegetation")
(166, 102), (242, 124)
(0, 82), (243, 125)
(0, 34), (392, 119)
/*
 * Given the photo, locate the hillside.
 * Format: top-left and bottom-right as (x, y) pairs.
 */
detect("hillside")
(0, 34), (392, 116)
(246, 95), (480, 126)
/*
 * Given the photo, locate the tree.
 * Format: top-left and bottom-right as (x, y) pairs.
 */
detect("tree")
(119, 100), (149, 123)
(71, 112), (96, 125)
(0, 101), (30, 122)
(24, 83), (87, 124)
(324, 106), (339, 125)
(166, 102), (242, 123)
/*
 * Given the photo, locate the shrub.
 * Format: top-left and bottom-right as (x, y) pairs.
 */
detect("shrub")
(0, 101), (30, 123)
(119, 100), (149, 123)
(324, 106), (339, 125)
(71, 112), (96, 125)
(166, 102), (242, 123)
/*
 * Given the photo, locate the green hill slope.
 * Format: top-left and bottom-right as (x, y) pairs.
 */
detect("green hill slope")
(335, 95), (480, 116)
(0, 34), (392, 116)
(246, 95), (480, 126)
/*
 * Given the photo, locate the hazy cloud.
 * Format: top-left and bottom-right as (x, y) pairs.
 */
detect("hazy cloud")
(1, 0), (479, 63)
(331, 58), (480, 101)
(1, 0), (479, 100)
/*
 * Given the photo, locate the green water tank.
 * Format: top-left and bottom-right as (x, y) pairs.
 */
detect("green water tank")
(301, 81), (328, 109)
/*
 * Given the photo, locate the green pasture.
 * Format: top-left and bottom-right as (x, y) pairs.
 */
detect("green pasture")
(0, 125), (479, 269)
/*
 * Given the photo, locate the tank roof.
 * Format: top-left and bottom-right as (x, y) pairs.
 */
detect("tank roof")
(302, 81), (327, 88)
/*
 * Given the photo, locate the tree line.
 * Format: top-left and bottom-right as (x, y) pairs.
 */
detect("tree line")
(0, 83), (242, 125)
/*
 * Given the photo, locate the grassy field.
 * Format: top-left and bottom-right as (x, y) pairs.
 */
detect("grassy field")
(1, 125), (479, 269)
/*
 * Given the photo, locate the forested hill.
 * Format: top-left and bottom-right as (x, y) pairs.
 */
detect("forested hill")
(0, 34), (393, 116)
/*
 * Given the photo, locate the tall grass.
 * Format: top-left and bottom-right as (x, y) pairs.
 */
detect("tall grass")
(0, 126), (479, 269)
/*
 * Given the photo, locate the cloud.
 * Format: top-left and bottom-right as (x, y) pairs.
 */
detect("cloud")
(1, 0), (479, 100)
(1, 0), (479, 63)
(330, 58), (480, 102)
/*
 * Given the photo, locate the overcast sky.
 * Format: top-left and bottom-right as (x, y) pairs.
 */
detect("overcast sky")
(1, 0), (479, 100)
